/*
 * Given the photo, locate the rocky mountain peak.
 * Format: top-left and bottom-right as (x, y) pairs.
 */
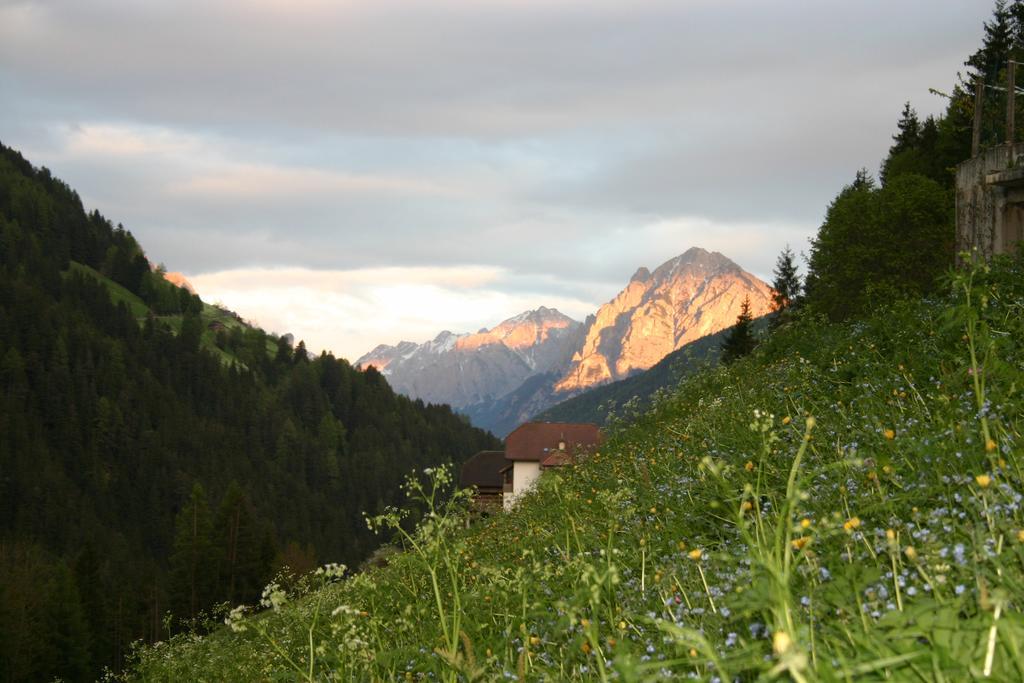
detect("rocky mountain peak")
(553, 247), (773, 394)
(630, 266), (652, 283)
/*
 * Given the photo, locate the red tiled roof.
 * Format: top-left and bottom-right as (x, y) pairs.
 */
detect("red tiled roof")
(459, 450), (507, 488)
(504, 422), (602, 462)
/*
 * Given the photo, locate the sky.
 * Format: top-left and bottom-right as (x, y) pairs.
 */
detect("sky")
(0, 0), (993, 361)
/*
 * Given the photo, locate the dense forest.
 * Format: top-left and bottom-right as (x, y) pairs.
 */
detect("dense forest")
(0, 142), (499, 681)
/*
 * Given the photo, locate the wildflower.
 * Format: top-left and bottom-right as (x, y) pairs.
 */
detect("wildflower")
(782, 416), (792, 425)
(791, 536), (811, 550)
(688, 548), (702, 560)
(744, 461), (755, 472)
(975, 474), (992, 488)
(1017, 530), (1024, 543)
(800, 518), (811, 529)
(843, 517), (861, 532)
(618, 621), (627, 630)
(580, 642), (591, 654)
(904, 546), (918, 561)
(986, 439), (997, 453)
(886, 529), (896, 543)
(884, 429), (896, 440)
(529, 636), (540, 646)
(772, 631), (792, 655)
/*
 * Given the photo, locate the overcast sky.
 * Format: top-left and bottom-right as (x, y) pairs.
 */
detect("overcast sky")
(0, 0), (993, 360)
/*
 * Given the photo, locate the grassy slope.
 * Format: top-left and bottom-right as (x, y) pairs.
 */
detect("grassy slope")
(132, 257), (1024, 681)
(65, 261), (253, 366)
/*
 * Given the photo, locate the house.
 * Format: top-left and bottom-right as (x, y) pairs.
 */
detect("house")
(458, 450), (506, 513)
(500, 422), (602, 510)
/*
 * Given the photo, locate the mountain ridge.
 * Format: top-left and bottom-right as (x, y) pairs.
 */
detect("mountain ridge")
(358, 247), (775, 435)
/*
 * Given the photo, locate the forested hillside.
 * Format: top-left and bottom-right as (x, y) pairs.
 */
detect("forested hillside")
(0, 142), (499, 681)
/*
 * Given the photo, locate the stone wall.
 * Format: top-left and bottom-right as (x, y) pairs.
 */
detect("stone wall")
(955, 142), (1024, 259)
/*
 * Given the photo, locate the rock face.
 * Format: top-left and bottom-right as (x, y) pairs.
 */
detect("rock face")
(357, 247), (773, 435)
(356, 307), (583, 409)
(554, 247), (773, 393)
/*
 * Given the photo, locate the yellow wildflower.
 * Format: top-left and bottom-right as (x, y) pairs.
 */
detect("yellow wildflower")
(843, 517), (861, 532)
(976, 474), (992, 488)
(688, 548), (702, 560)
(884, 429), (896, 440)
(772, 631), (792, 655)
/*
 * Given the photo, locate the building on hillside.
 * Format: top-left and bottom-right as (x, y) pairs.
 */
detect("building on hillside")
(956, 142), (1024, 259)
(459, 450), (506, 513)
(500, 422), (602, 510)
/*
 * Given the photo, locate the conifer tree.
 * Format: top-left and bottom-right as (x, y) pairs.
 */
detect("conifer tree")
(720, 296), (757, 364)
(890, 102), (920, 155)
(770, 245), (802, 313)
(215, 482), (271, 605)
(38, 562), (92, 682)
(169, 483), (217, 623)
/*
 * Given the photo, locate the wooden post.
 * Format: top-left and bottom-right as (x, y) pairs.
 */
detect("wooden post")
(1008, 60), (1016, 145)
(973, 77), (984, 157)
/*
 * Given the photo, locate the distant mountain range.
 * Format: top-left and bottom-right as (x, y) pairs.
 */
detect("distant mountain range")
(357, 247), (774, 435)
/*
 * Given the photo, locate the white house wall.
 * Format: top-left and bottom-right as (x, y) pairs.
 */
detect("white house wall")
(504, 461), (541, 510)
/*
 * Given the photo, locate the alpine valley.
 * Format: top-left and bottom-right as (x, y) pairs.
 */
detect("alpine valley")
(357, 247), (774, 435)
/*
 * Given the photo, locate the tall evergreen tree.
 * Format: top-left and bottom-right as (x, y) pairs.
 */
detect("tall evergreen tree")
(38, 562), (92, 683)
(169, 483), (217, 623)
(214, 482), (270, 606)
(720, 297), (757, 364)
(770, 245), (801, 312)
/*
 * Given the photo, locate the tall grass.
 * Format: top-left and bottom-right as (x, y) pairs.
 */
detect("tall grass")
(130, 255), (1024, 681)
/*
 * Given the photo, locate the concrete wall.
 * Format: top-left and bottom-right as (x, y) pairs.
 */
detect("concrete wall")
(955, 143), (1024, 260)
(503, 461), (541, 510)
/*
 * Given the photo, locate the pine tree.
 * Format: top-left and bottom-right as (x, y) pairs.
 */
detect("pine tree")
(720, 297), (757, 364)
(770, 245), (801, 312)
(890, 102), (920, 155)
(969, 0), (1014, 82)
(169, 483), (217, 623)
(215, 482), (270, 605)
(38, 562), (92, 682)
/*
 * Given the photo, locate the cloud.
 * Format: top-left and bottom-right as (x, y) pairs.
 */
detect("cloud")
(0, 0), (994, 353)
(190, 265), (599, 361)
